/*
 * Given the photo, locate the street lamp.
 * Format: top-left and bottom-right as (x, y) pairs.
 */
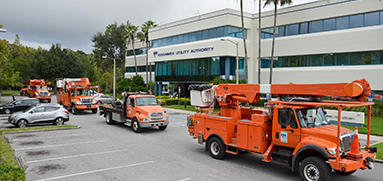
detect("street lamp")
(221, 38), (239, 84)
(0, 28), (6, 33)
(102, 53), (116, 98)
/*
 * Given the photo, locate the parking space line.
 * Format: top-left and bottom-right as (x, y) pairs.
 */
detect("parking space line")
(12, 133), (92, 142)
(178, 178), (192, 181)
(35, 161), (154, 181)
(15, 140), (106, 151)
(27, 149), (130, 163)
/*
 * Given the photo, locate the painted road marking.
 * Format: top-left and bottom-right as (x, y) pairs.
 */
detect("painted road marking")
(28, 148), (130, 163)
(12, 133), (92, 142)
(35, 161), (154, 181)
(15, 140), (106, 151)
(178, 178), (192, 181)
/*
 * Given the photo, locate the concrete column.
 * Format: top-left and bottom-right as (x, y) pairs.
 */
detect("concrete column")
(225, 57), (231, 79)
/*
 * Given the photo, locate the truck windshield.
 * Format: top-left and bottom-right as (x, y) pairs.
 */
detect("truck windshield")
(136, 97), (158, 106)
(36, 86), (48, 90)
(76, 89), (92, 96)
(296, 107), (329, 128)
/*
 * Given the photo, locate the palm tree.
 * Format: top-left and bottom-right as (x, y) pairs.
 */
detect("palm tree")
(126, 24), (139, 75)
(239, 0), (248, 83)
(148, 81), (155, 94)
(258, 0), (262, 84)
(264, 0), (292, 84)
(139, 20), (157, 86)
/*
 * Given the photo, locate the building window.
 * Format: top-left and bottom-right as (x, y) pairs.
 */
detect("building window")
(261, 11), (381, 39)
(152, 26), (247, 48)
(261, 50), (382, 68)
(350, 14), (364, 28)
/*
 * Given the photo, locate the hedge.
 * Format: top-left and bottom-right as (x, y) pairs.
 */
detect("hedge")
(157, 97), (191, 106)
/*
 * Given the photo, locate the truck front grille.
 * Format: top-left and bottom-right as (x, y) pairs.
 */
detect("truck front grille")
(149, 112), (164, 117)
(81, 98), (93, 104)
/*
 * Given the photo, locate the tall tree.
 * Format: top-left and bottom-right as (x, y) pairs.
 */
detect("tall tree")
(264, 0), (292, 84)
(126, 24), (139, 75)
(0, 39), (21, 101)
(258, 0), (262, 84)
(239, 0), (248, 83)
(139, 20), (157, 86)
(92, 32), (108, 87)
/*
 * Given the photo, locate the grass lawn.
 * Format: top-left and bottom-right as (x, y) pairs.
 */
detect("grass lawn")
(1, 90), (20, 96)
(0, 125), (78, 180)
(371, 142), (383, 160)
(341, 116), (383, 136)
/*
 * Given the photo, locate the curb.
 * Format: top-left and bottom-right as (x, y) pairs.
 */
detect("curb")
(16, 156), (27, 170)
(375, 159), (383, 164)
(2, 125), (81, 134)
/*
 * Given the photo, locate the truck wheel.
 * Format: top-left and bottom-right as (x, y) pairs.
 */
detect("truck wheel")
(105, 112), (114, 125)
(299, 157), (330, 181)
(48, 99), (51, 103)
(20, 92), (23, 96)
(92, 109), (97, 114)
(132, 118), (141, 133)
(208, 137), (226, 159)
(334, 169), (357, 176)
(159, 126), (167, 130)
(71, 105), (77, 115)
(17, 119), (28, 128)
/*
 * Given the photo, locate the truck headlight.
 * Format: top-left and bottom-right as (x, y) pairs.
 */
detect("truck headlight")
(92, 99), (97, 104)
(163, 116), (168, 120)
(48, 93), (51, 96)
(76, 101), (82, 105)
(325, 148), (337, 156)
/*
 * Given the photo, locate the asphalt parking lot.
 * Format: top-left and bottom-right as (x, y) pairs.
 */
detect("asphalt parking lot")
(1, 95), (382, 181)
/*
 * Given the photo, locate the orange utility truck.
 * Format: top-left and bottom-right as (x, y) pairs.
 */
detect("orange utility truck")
(56, 78), (99, 114)
(187, 79), (377, 181)
(27, 79), (51, 102)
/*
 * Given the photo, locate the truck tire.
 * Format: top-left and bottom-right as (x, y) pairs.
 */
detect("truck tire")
(159, 126), (167, 130)
(92, 109), (97, 114)
(71, 105), (78, 115)
(208, 137), (226, 159)
(48, 99), (51, 103)
(299, 157), (330, 181)
(334, 169), (357, 176)
(105, 112), (114, 125)
(132, 118), (141, 133)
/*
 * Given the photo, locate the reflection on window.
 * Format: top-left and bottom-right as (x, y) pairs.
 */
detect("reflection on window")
(350, 14), (364, 28)
(261, 50), (382, 68)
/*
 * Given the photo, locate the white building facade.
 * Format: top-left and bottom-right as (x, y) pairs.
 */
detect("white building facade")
(125, 0), (383, 97)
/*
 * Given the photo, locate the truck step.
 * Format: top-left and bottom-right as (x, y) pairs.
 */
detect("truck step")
(269, 160), (290, 167)
(272, 150), (292, 158)
(226, 150), (238, 155)
(228, 143), (237, 147)
(230, 137), (237, 145)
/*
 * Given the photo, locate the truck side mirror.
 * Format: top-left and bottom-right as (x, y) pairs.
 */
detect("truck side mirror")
(280, 109), (287, 129)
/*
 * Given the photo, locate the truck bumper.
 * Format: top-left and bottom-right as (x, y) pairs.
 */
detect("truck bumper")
(140, 121), (169, 128)
(328, 151), (376, 172)
(76, 104), (99, 110)
(36, 96), (51, 100)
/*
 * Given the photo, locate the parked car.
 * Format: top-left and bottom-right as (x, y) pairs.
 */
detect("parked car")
(0, 98), (40, 114)
(8, 104), (69, 128)
(94, 94), (113, 105)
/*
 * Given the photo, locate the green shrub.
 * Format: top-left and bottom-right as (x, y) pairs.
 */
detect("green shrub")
(325, 101), (383, 117)
(0, 165), (25, 181)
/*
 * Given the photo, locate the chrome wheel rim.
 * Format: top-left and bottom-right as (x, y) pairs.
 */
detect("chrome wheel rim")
(5, 109), (10, 114)
(56, 118), (64, 125)
(18, 120), (27, 128)
(133, 121), (138, 131)
(71, 106), (75, 114)
(210, 142), (220, 155)
(106, 115), (110, 123)
(304, 163), (320, 181)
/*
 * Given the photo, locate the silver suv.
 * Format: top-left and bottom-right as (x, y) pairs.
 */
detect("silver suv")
(8, 104), (69, 128)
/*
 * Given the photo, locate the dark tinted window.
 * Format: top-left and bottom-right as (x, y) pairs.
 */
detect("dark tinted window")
(287, 24), (299, 35)
(310, 20), (323, 33)
(336, 16), (349, 29)
(299, 22), (308, 34)
(364, 12), (380, 26)
(350, 14), (364, 28)
(324, 18), (336, 31)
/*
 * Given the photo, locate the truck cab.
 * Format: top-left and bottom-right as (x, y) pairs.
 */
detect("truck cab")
(27, 79), (52, 102)
(101, 92), (169, 133)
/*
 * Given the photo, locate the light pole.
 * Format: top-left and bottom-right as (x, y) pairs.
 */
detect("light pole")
(221, 38), (239, 84)
(0, 29), (6, 33)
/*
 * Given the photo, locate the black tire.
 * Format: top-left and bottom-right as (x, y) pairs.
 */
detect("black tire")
(105, 112), (114, 125)
(71, 104), (77, 115)
(334, 169), (357, 176)
(132, 118), (141, 133)
(59, 101), (63, 106)
(17, 119), (28, 128)
(159, 126), (167, 130)
(299, 157), (331, 181)
(20, 92), (23, 96)
(92, 109), (97, 114)
(55, 117), (64, 125)
(208, 137), (226, 159)
(48, 99), (51, 103)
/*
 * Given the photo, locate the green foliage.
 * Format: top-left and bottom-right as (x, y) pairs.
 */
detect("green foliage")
(0, 132), (26, 181)
(157, 97), (191, 106)
(341, 116), (383, 136)
(370, 142), (383, 160)
(117, 75), (148, 93)
(325, 101), (383, 117)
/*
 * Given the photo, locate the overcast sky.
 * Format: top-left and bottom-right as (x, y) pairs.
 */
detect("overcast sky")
(0, 0), (315, 53)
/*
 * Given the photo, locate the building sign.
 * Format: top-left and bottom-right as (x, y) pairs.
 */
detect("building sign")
(153, 47), (214, 58)
(325, 109), (364, 127)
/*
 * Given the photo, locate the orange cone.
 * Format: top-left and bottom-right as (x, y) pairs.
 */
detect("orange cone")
(351, 127), (360, 154)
